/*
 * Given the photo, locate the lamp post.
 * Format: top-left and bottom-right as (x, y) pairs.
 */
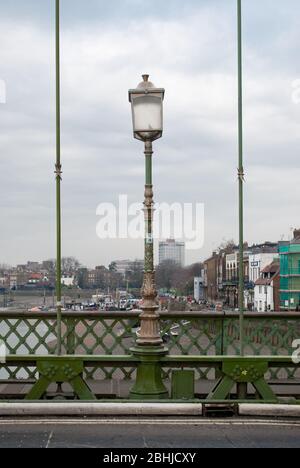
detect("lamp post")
(237, 0), (248, 400)
(55, 0), (62, 355)
(237, 0), (245, 357)
(128, 75), (168, 399)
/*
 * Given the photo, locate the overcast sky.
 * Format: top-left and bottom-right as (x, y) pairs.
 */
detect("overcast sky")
(0, 0), (300, 268)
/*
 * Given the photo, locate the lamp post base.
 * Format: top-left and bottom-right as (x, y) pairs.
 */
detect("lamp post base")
(130, 346), (169, 400)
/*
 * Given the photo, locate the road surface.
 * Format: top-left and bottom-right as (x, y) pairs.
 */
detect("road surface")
(0, 417), (300, 448)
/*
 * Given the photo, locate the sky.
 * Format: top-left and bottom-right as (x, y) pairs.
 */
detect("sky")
(0, 0), (300, 268)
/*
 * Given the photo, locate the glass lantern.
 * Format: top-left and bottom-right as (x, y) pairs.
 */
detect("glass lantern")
(129, 75), (165, 142)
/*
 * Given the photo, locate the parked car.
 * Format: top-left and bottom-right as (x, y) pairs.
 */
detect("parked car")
(119, 298), (128, 310)
(131, 324), (180, 342)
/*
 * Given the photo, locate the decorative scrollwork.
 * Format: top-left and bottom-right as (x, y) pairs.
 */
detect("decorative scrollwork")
(141, 271), (157, 301)
(55, 163), (63, 180)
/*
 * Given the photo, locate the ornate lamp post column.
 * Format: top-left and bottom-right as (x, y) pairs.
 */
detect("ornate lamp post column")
(128, 75), (168, 399)
(138, 138), (162, 346)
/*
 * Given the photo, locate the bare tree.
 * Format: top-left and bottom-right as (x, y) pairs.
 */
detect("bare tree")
(156, 261), (204, 296)
(61, 257), (81, 273)
(43, 257), (81, 274)
(217, 239), (236, 253)
(109, 262), (117, 273)
(43, 259), (56, 273)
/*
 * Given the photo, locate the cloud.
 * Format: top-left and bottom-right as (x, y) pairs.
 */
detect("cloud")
(0, 0), (300, 267)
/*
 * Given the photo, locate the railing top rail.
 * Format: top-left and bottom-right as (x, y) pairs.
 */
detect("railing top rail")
(0, 310), (140, 319)
(4, 354), (295, 364)
(1, 310), (300, 320)
(165, 311), (300, 319)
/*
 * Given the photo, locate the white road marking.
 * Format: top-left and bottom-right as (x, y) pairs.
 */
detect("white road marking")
(143, 436), (149, 448)
(45, 430), (53, 449)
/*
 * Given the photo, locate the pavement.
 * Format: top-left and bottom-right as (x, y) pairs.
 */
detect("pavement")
(0, 417), (300, 448)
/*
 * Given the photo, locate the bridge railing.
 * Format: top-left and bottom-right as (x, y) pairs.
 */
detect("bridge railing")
(1, 310), (300, 382)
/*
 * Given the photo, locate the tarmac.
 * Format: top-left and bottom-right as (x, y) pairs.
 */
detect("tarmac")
(1, 414), (300, 448)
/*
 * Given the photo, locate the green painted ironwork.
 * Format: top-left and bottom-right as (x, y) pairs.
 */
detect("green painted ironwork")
(55, 0), (62, 355)
(144, 146), (154, 273)
(209, 359), (277, 402)
(1, 312), (300, 385)
(1, 354), (297, 402)
(171, 370), (195, 400)
(25, 359), (96, 401)
(237, 0), (245, 356)
(130, 347), (169, 399)
(145, 153), (152, 187)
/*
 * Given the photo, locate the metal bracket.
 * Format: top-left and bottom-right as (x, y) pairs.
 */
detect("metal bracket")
(237, 167), (245, 182)
(54, 163), (63, 180)
(208, 359), (278, 402)
(25, 359), (96, 401)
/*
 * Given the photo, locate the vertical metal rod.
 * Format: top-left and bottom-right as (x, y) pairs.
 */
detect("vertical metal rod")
(237, 0), (245, 356)
(144, 141), (153, 275)
(55, 0), (62, 355)
(144, 143), (154, 277)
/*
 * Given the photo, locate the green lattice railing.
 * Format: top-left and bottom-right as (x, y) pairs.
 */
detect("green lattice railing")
(1, 311), (300, 381)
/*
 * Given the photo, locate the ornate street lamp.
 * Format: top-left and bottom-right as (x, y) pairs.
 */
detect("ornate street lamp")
(128, 75), (164, 347)
(128, 75), (168, 399)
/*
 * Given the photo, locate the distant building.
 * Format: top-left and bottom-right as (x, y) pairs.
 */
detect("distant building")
(8, 274), (17, 290)
(203, 245), (234, 303)
(254, 261), (280, 311)
(159, 239), (185, 267)
(0, 277), (7, 288)
(279, 229), (300, 311)
(16, 272), (29, 288)
(95, 266), (111, 285)
(202, 242), (279, 309)
(113, 260), (144, 278)
(86, 270), (99, 288)
(77, 266), (111, 289)
(61, 275), (75, 287)
(27, 273), (43, 285)
(249, 250), (279, 284)
(26, 262), (41, 272)
(223, 248), (251, 309)
(194, 276), (204, 302)
(203, 253), (219, 303)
